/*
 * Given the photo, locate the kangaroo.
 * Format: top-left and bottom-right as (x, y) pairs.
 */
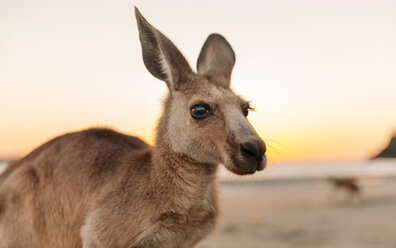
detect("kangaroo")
(328, 177), (361, 204)
(0, 8), (267, 248)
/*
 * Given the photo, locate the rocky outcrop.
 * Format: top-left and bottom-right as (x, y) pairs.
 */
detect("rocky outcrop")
(374, 136), (396, 158)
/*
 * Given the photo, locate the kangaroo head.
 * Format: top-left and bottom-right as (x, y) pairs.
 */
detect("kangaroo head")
(135, 8), (266, 175)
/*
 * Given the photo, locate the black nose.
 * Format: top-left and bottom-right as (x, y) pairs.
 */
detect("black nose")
(240, 140), (266, 161)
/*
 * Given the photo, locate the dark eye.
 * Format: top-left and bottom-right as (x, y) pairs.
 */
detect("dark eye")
(243, 107), (249, 117)
(190, 104), (212, 120)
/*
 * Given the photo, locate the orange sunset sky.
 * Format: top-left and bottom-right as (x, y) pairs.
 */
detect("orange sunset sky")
(1, 0), (396, 163)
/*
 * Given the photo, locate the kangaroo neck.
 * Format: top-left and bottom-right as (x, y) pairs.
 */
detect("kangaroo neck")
(151, 131), (218, 189)
(149, 112), (218, 211)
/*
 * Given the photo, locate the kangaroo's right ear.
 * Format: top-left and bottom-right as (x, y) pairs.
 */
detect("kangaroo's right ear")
(135, 7), (193, 90)
(197, 34), (235, 88)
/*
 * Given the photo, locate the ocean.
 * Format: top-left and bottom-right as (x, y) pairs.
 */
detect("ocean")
(1, 159), (395, 183)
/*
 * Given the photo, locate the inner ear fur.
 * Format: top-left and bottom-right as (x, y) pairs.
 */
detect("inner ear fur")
(197, 34), (236, 88)
(135, 7), (193, 90)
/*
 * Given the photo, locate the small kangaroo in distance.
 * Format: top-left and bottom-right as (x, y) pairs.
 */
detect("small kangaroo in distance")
(328, 177), (361, 203)
(0, 8), (267, 248)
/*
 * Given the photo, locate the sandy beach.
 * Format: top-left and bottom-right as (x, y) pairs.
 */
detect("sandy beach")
(200, 178), (396, 248)
(1, 161), (395, 247)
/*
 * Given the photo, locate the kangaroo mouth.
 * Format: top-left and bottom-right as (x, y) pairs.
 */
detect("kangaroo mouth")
(224, 153), (267, 175)
(223, 136), (267, 175)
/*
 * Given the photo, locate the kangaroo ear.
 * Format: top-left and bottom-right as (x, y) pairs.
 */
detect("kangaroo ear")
(135, 7), (193, 90)
(197, 34), (236, 88)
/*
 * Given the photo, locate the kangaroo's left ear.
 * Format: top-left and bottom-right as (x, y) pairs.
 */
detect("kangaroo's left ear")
(135, 7), (193, 91)
(197, 34), (236, 88)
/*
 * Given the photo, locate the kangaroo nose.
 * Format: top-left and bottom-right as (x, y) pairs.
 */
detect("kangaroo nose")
(240, 140), (266, 162)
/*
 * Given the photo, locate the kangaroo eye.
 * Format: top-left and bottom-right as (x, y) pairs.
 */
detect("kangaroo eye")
(243, 104), (254, 117)
(190, 104), (212, 120)
(243, 107), (249, 117)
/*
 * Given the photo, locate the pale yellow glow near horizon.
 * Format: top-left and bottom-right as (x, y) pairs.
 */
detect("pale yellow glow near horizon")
(1, 0), (396, 163)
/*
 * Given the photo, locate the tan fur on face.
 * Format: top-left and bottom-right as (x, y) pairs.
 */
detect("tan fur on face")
(166, 81), (261, 171)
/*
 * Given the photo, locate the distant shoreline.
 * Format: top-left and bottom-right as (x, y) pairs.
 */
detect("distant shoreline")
(1, 159), (396, 184)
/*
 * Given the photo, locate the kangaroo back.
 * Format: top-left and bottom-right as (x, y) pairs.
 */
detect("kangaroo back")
(0, 129), (150, 247)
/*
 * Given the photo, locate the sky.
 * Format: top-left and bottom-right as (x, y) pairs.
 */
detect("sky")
(1, 0), (396, 163)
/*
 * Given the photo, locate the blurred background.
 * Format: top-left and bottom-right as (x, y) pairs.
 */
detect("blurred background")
(1, 0), (396, 247)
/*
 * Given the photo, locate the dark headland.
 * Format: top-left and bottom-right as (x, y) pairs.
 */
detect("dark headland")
(374, 135), (396, 158)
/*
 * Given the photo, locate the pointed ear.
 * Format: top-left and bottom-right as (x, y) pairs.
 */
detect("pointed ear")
(197, 34), (236, 88)
(135, 7), (193, 90)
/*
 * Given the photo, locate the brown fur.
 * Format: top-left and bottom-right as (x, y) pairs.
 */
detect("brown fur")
(0, 8), (266, 248)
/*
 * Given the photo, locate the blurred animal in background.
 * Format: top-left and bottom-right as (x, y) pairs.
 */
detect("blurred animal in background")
(328, 177), (362, 204)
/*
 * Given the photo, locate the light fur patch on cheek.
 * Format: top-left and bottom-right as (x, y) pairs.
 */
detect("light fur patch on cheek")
(166, 97), (220, 164)
(167, 97), (190, 153)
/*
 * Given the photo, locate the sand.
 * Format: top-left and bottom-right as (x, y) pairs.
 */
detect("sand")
(1, 161), (395, 247)
(199, 178), (396, 248)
